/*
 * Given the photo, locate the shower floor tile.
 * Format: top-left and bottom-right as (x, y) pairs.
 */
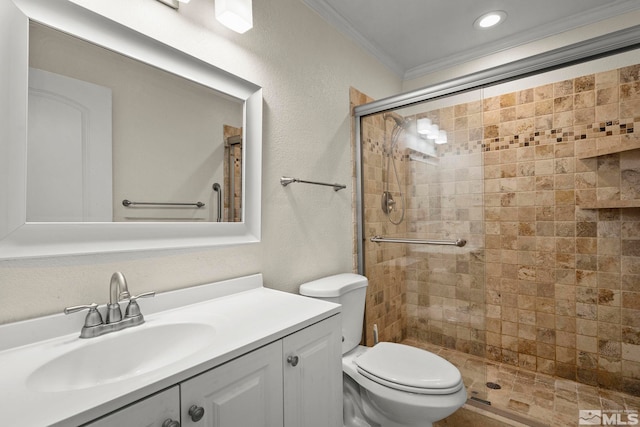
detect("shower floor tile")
(403, 339), (639, 427)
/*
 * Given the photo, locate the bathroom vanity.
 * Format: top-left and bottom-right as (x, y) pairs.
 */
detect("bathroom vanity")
(0, 275), (342, 426)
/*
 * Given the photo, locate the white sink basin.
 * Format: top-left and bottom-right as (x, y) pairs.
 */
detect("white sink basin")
(27, 322), (215, 392)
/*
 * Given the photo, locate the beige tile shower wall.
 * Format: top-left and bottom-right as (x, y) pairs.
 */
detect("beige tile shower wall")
(481, 65), (640, 394)
(223, 125), (242, 222)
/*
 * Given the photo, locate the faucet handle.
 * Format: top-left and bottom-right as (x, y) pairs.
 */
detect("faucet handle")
(130, 291), (155, 302)
(125, 291), (155, 318)
(64, 303), (104, 327)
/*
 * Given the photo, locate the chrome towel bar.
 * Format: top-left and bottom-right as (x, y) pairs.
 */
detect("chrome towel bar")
(122, 200), (205, 208)
(370, 235), (467, 247)
(280, 176), (346, 191)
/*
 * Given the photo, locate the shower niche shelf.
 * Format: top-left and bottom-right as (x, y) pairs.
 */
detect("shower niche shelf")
(578, 199), (640, 209)
(576, 140), (640, 159)
(577, 137), (640, 208)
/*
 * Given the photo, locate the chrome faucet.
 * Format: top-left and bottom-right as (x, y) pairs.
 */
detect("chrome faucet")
(64, 272), (155, 338)
(107, 271), (131, 324)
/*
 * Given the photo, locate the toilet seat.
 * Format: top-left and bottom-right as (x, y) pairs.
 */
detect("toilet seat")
(354, 342), (463, 395)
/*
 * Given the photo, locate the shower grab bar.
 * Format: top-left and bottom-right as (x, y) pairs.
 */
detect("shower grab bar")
(212, 183), (222, 222)
(370, 235), (467, 247)
(280, 176), (346, 191)
(122, 200), (205, 208)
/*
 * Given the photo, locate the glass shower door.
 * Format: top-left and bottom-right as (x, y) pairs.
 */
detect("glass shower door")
(358, 88), (487, 400)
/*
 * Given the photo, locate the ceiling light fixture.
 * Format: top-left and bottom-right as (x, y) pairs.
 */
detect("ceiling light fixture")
(216, 0), (253, 33)
(435, 130), (448, 145)
(474, 11), (507, 29)
(417, 118), (436, 137)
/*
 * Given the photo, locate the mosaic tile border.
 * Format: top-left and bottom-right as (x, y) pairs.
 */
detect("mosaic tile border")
(481, 118), (638, 152)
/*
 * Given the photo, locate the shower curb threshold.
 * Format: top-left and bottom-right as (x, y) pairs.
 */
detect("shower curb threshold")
(465, 398), (548, 427)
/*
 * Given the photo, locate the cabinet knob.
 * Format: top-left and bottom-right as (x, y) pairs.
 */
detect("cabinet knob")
(188, 405), (205, 422)
(287, 355), (299, 367)
(162, 419), (180, 427)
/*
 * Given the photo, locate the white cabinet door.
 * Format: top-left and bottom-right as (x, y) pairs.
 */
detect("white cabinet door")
(84, 386), (180, 427)
(283, 315), (342, 427)
(181, 341), (283, 427)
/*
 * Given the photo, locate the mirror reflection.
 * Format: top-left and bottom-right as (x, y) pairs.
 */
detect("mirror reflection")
(28, 22), (243, 223)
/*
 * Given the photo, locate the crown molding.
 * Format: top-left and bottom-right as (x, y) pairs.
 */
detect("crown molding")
(303, 0), (640, 81)
(404, 0), (640, 80)
(302, 0), (404, 77)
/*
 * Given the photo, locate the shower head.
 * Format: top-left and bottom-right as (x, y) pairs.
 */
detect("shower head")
(383, 112), (410, 129)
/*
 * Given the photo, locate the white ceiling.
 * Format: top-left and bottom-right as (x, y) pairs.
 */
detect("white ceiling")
(302, 0), (640, 80)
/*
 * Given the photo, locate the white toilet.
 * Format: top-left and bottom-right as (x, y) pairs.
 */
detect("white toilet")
(299, 273), (466, 427)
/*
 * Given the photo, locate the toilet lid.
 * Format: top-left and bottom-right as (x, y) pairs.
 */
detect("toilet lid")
(354, 342), (463, 395)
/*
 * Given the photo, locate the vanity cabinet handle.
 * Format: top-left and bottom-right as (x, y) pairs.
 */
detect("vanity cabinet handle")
(287, 355), (299, 367)
(188, 405), (205, 422)
(162, 419), (180, 427)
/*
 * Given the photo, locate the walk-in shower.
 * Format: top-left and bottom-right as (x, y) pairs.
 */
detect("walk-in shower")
(353, 25), (640, 423)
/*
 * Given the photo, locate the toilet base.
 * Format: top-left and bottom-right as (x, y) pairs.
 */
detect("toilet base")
(343, 373), (381, 427)
(343, 373), (439, 427)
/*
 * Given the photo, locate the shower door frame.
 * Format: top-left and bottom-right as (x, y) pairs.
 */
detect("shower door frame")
(354, 24), (640, 274)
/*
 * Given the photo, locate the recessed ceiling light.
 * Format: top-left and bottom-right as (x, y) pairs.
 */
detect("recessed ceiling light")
(474, 11), (507, 29)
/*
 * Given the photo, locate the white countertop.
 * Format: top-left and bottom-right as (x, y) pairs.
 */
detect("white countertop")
(0, 274), (341, 426)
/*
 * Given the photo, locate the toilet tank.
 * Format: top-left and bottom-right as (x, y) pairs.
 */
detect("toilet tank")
(299, 273), (368, 354)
